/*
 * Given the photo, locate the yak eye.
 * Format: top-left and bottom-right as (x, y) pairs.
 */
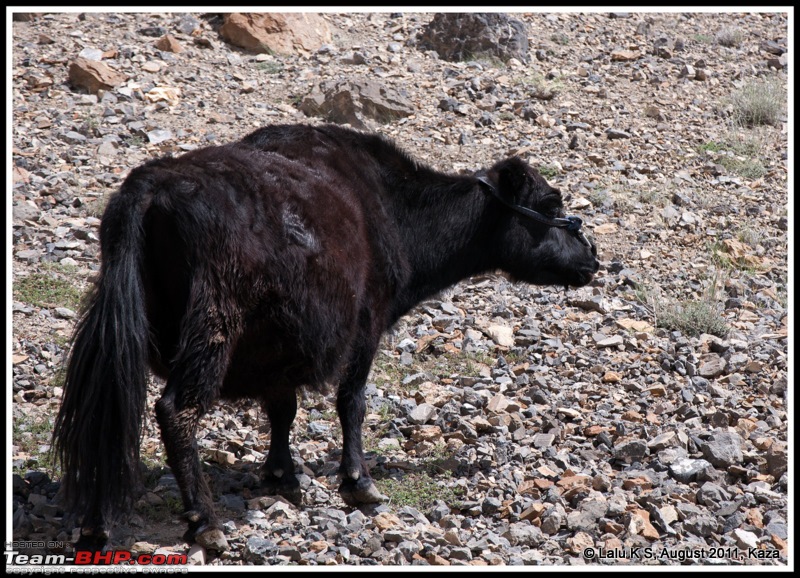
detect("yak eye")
(542, 201), (563, 218)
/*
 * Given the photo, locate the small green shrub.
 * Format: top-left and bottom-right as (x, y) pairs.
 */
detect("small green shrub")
(125, 134), (146, 147)
(636, 279), (729, 338)
(256, 60), (283, 74)
(730, 80), (785, 127)
(517, 72), (561, 101)
(377, 472), (463, 510)
(698, 141), (723, 153)
(697, 132), (769, 179)
(13, 416), (61, 477)
(538, 165), (559, 179)
(658, 299), (730, 338)
(716, 27), (744, 47)
(717, 156), (767, 179)
(14, 271), (84, 310)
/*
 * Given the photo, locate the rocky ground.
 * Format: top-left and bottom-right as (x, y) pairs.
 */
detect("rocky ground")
(11, 11), (789, 567)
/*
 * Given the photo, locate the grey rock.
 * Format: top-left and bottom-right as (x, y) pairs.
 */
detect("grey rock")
(595, 335), (624, 348)
(732, 528), (759, 549)
(700, 432), (743, 467)
(698, 355), (727, 378)
(533, 432), (555, 448)
(503, 521), (544, 547)
(402, 372), (432, 387)
(396, 540), (421, 561)
(695, 482), (731, 507)
(63, 131), (87, 143)
(146, 129), (173, 144)
(299, 79), (415, 128)
(13, 203), (41, 223)
(765, 518), (787, 540)
(481, 496), (502, 515)
(669, 457), (712, 483)
(54, 307), (76, 319)
(15, 250), (41, 263)
(614, 440), (648, 463)
(416, 13), (529, 63)
(540, 504), (566, 534)
(449, 546), (473, 561)
(408, 403), (437, 425)
(605, 128), (631, 140)
(78, 47), (104, 61)
(243, 536), (279, 563)
(683, 515), (719, 537)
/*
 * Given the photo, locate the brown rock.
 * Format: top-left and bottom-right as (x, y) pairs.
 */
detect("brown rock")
(556, 474), (591, 491)
(766, 441), (787, 478)
(487, 393), (512, 413)
(219, 13), (332, 56)
(630, 508), (660, 540)
(427, 553), (451, 565)
(621, 410), (643, 422)
(622, 476), (653, 490)
(374, 512), (403, 531)
(611, 49), (641, 61)
(601, 521), (625, 535)
(308, 540), (328, 553)
(745, 508), (764, 529)
(567, 531), (594, 554)
(515, 479), (538, 495)
(410, 425), (442, 442)
(155, 34), (184, 53)
(519, 503), (546, 521)
(68, 57), (127, 93)
(583, 425), (605, 437)
(771, 534), (788, 554)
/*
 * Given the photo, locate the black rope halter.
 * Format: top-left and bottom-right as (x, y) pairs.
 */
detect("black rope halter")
(476, 175), (591, 247)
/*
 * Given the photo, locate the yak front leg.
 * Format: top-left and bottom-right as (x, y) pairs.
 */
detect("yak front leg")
(336, 344), (388, 506)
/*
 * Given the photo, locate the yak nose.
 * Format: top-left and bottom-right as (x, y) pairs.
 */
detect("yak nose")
(588, 238), (600, 271)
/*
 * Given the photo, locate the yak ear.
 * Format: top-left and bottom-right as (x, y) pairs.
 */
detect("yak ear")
(486, 157), (529, 204)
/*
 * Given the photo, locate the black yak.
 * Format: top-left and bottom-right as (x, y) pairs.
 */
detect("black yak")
(53, 123), (599, 551)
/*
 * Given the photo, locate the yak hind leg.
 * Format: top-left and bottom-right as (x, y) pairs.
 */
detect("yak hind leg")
(336, 343), (388, 507)
(155, 323), (235, 552)
(261, 387), (302, 504)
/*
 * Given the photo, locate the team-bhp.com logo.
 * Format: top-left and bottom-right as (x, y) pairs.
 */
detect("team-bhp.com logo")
(6, 542), (188, 572)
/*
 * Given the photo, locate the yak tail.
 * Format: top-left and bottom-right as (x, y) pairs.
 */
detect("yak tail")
(53, 177), (152, 530)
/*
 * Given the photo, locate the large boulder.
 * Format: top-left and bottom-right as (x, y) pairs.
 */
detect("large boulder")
(219, 13), (331, 55)
(68, 57), (127, 94)
(299, 79), (415, 129)
(416, 13), (529, 63)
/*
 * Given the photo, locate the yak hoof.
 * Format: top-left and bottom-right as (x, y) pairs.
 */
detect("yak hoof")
(262, 472), (302, 505)
(75, 526), (109, 552)
(338, 477), (388, 507)
(192, 526), (229, 552)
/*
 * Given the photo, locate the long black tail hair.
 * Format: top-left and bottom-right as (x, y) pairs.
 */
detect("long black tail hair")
(52, 177), (152, 529)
